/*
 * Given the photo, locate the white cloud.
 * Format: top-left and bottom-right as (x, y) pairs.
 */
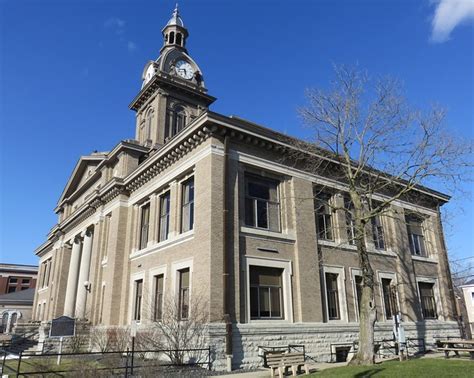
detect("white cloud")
(127, 41), (137, 52)
(431, 0), (474, 43)
(104, 17), (125, 33)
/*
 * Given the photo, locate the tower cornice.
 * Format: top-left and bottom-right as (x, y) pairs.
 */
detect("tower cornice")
(129, 72), (215, 112)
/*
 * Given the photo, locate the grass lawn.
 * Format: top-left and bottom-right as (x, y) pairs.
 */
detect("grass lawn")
(310, 358), (474, 377)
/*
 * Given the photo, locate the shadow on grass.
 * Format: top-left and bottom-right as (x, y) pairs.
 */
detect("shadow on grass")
(354, 367), (385, 377)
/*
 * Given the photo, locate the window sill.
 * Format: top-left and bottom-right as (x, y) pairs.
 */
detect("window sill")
(130, 230), (194, 260)
(240, 226), (296, 242)
(411, 255), (438, 264)
(37, 287), (49, 294)
(318, 240), (397, 257)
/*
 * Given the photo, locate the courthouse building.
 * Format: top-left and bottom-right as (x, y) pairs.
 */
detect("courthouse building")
(33, 6), (459, 368)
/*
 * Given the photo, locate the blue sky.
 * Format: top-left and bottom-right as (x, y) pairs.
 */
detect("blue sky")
(0, 0), (473, 265)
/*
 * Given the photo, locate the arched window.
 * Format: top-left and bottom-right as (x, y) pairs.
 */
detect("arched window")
(169, 32), (175, 44)
(165, 106), (187, 139)
(1, 313), (8, 333)
(176, 33), (182, 46)
(165, 33), (169, 43)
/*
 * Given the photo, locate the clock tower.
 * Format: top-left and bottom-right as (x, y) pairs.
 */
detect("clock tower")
(129, 5), (215, 147)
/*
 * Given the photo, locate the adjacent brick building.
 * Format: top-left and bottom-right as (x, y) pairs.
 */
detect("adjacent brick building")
(33, 6), (459, 369)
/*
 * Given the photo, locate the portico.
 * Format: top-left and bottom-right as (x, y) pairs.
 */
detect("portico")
(63, 228), (94, 319)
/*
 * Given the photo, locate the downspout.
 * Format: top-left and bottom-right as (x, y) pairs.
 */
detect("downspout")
(222, 134), (233, 371)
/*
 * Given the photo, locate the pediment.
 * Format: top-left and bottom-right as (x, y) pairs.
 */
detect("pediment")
(57, 154), (107, 206)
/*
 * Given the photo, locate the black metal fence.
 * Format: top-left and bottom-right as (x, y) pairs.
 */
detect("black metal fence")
(1, 346), (212, 377)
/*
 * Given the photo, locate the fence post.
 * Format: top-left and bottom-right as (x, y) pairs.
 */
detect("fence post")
(16, 351), (22, 378)
(131, 336), (135, 375)
(208, 346), (211, 371)
(125, 347), (129, 378)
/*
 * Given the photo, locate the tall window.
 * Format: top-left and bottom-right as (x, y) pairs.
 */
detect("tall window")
(181, 178), (194, 232)
(381, 278), (396, 320)
(325, 273), (340, 320)
(139, 203), (150, 250)
(345, 199), (356, 245)
(316, 193), (333, 240)
(371, 216), (385, 250)
(354, 276), (363, 316)
(244, 175), (280, 232)
(159, 192), (170, 242)
(166, 106), (187, 139)
(406, 215), (426, 256)
(250, 266), (283, 319)
(145, 109), (153, 140)
(178, 268), (190, 320)
(154, 274), (164, 321)
(42, 258), (52, 288)
(418, 282), (437, 319)
(134, 279), (143, 321)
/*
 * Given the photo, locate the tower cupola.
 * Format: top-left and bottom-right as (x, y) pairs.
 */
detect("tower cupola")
(161, 4), (188, 51)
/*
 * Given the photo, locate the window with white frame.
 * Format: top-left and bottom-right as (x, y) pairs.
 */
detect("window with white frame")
(325, 272), (340, 320)
(153, 274), (165, 321)
(139, 203), (150, 250)
(133, 279), (143, 321)
(406, 214), (426, 256)
(418, 282), (437, 319)
(159, 192), (171, 242)
(371, 216), (386, 250)
(316, 192), (333, 240)
(181, 178), (194, 233)
(244, 174), (281, 232)
(249, 266), (284, 319)
(381, 278), (396, 320)
(178, 268), (190, 320)
(323, 266), (347, 322)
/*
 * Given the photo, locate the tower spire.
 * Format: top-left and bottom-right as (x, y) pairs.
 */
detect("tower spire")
(162, 4), (187, 50)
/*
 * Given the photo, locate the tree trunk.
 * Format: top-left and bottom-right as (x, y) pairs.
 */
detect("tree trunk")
(349, 193), (377, 365)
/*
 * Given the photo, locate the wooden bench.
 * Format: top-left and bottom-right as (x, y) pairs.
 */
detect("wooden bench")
(267, 352), (309, 377)
(438, 347), (474, 359)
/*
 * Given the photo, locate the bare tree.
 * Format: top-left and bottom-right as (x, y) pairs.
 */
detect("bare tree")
(292, 65), (473, 365)
(146, 295), (209, 365)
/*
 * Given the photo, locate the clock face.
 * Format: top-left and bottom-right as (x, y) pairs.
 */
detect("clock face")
(175, 60), (194, 80)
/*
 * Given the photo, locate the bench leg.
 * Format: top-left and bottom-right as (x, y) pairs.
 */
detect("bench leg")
(470, 352), (474, 360)
(305, 364), (309, 375)
(278, 366), (284, 378)
(454, 350), (460, 358)
(444, 350), (449, 359)
(291, 365), (297, 376)
(270, 367), (276, 377)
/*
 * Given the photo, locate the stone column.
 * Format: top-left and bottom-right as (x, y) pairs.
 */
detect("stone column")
(75, 229), (94, 319)
(64, 237), (82, 317)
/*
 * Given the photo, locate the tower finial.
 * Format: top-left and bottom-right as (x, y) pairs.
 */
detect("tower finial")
(166, 3), (184, 27)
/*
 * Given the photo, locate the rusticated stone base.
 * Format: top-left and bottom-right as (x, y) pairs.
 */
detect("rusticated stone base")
(208, 320), (461, 370)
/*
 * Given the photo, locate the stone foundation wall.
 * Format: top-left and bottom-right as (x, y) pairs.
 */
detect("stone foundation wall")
(209, 320), (461, 370)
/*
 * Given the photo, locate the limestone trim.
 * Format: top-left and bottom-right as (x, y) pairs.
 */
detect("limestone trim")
(415, 276), (443, 321)
(130, 230), (194, 260)
(349, 268), (362, 322)
(148, 265), (167, 322)
(321, 265), (348, 323)
(232, 149), (440, 217)
(376, 271), (399, 322)
(411, 255), (439, 264)
(244, 255), (294, 324)
(128, 272), (146, 324)
(171, 258), (194, 317)
(240, 226), (296, 243)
